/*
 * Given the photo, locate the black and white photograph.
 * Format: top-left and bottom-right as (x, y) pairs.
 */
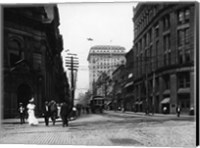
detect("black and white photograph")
(0, 0), (198, 147)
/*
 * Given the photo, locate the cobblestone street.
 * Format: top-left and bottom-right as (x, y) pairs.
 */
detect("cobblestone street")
(0, 111), (196, 147)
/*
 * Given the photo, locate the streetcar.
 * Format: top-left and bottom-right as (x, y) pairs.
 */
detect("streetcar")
(90, 96), (104, 113)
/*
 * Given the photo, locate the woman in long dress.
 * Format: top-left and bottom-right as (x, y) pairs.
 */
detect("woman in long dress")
(27, 98), (39, 126)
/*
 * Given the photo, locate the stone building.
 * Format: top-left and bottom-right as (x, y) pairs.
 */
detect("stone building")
(133, 3), (196, 114)
(87, 45), (126, 94)
(112, 64), (126, 110)
(3, 5), (70, 118)
(123, 48), (134, 111)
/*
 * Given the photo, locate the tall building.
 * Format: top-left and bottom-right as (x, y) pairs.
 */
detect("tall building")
(133, 3), (196, 114)
(87, 45), (126, 94)
(3, 5), (70, 118)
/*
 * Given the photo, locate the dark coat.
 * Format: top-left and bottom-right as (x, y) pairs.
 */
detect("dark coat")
(60, 103), (70, 117)
(43, 104), (51, 117)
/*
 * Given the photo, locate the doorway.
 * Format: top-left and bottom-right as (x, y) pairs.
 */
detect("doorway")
(17, 83), (32, 107)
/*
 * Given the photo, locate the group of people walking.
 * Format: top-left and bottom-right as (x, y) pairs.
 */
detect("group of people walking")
(18, 98), (71, 127)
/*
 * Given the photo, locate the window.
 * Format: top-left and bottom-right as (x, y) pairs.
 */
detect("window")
(155, 23), (159, 37)
(168, 51), (171, 65)
(164, 53), (167, 66)
(163, 75), (170, 90)
(164, 34), (171, 51)
(178, 8), (190, 24)
(149, 29), (152, 43)
(178, 30), (184, 47)
(178, 72), (190, 88)
(185, 50), (191, 63)
(8, 39), (24, 67)
(178, 28), (190, 47)
(178, 50), (183, 64)
(33, 53), (42, 70)
(144, 34), (147, 47)
(185, 28), (189, 44)
(155, 42), (159, 68)
(163, 14), (170, 30)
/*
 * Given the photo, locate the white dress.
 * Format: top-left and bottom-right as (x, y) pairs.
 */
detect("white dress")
(27, 103), (39, 125)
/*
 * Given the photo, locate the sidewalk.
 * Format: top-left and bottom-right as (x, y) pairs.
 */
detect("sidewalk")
(104, 110), (195, 119)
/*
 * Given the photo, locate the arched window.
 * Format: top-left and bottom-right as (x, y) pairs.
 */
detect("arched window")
(8, 38), (24, 67)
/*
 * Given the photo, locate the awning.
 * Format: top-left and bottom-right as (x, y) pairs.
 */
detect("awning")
(160, 98), (170, 104)
(177, 88), (190, 94)
(135, 101), (142, 105)
(138, 101), (143, 105)
(163, 89), (170, 95)
(124, 81), (134, 88)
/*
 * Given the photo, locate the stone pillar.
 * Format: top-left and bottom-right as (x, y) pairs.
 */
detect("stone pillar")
(159, 76), (164, 113)
(170, 73), (177, 114)
(190, 71), (194, 110)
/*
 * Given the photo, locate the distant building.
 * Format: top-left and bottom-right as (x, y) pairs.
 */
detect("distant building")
(133, 3), (196, 114)
(3, 5), (70, 118)
(87, 45), (126, 94)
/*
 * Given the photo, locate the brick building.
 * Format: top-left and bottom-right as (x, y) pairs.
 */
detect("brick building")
(3, 5), (70, 118)
(132, 3), (196, 114)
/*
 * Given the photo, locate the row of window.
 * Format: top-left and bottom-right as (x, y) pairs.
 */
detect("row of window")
(133, 48), (191, 77)
(91, 49), (124, 53)
(134, 72), (190, 96)
(135, 6), (190, 37)
(91, 57), (123, 63)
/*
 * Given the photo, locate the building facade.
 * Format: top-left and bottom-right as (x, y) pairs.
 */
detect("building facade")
(133, 3), (196, 114)
(87, 45), (126, 94)
(3, 5), (70, 118)
(112, 64), (126, 110)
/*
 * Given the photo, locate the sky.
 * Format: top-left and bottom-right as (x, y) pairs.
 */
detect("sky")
(58, 2), (137, 98)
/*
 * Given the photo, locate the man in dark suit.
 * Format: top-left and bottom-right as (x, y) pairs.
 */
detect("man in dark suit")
(43, 101), (50, 126)
(18, 102), (25, 124)
(60, 102), (70, 127)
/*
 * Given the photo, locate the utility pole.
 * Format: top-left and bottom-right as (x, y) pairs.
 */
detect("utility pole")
(65, 52), (79, 109)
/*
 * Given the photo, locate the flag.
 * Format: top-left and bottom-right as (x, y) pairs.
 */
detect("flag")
(87, 38), (93, 41)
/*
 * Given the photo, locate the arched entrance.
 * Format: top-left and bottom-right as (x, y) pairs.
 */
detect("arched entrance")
(17, 83), (32, 107)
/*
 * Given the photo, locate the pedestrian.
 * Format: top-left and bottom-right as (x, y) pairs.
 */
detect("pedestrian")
(18, 102), (25, 124)
(176, 105), (181, 117)
(60, 102), (70, 127)
(72, 106), (77, 119)
(27, 98), (38, 126)
(86, 104), (90, 114)
(49, 100), (57, 125)
(43, 101), (50, 126)
(163, 106), (167, 114)
(76, 104), (81, 117)
(57, 103), (61, 118)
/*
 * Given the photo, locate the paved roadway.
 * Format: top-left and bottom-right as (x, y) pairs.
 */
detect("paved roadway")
(0, 111), (196, 146)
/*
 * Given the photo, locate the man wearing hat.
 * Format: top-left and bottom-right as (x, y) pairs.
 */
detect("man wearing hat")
(18, 102), (25, 124)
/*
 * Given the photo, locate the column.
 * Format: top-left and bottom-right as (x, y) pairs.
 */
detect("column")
(190, 71), (194, 110)
(159, 76), (164, 113)
(170, 73), (177, 114)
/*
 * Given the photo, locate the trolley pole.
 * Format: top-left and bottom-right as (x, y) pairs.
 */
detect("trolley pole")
(65, 52), (79, 110)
